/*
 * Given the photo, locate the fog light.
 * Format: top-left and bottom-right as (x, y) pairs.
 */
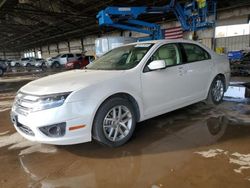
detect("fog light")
(39, 123), (66, 137)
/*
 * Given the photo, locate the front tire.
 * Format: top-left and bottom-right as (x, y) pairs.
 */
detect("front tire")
(206, 76), (225, 105)
(41, 63), (47, 70)
(52, 62), (60, 69)
(92, 97), (136, 147)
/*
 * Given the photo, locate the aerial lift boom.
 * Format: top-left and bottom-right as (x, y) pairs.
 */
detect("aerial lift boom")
(97, 0), (216, 40)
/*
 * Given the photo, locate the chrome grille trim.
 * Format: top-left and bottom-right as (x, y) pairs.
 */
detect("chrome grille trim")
(13, 92), (39, 116)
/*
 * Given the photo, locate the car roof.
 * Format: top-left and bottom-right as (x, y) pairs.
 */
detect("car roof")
(124, 39), (203, 46)
(121, 39), (213, 54)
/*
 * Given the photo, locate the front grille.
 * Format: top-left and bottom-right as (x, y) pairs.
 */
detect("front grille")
(13, 92), (39, 116)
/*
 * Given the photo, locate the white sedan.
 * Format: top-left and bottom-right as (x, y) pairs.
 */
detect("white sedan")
(11, 40), (230, 147)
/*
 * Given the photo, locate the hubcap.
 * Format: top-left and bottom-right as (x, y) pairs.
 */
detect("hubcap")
(0, 69), (3, 75)
(212, 80), (224, 102)
(103, 105), (132, 142)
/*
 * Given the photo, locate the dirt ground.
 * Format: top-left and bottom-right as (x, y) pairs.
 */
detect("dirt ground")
(0, 73), (250, 188)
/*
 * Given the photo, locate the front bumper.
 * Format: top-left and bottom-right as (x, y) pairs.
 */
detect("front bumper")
(10, 101), (93, 145)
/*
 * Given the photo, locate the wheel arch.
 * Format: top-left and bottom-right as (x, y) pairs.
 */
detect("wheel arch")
(95, 92), (141, 123)
(206, 73), (227, 99)
(215, 73), (226, 90)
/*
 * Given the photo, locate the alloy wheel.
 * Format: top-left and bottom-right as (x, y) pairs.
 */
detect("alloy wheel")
(212, 79), (224, 102)
(103, 105), (133, 142)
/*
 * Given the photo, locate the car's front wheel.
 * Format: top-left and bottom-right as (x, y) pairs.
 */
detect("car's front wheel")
(52, 62), (60, 69)
(206, 76), (225, 105)
(92, 97), (136, 147)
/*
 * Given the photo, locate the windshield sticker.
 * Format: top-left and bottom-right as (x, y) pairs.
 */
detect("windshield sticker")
(135, 44), (151, 48)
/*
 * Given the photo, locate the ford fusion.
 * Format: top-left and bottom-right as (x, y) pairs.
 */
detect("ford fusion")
(11, 40), (230, 147)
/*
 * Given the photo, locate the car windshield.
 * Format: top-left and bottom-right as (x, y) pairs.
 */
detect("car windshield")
(87, 43), (153, 70)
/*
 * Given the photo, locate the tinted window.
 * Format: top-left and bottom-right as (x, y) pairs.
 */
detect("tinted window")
(21, 58), (29, 61)
(68, 54), (74, 58)
(76, 54), (82, 57)
(61, 54), (67, 58)
(182, 43), (210, 63)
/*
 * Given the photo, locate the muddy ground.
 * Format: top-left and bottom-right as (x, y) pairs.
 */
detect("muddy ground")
(0, 71), (250, 188)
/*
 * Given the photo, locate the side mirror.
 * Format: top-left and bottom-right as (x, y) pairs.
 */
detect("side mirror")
(147, 60), (166, 71)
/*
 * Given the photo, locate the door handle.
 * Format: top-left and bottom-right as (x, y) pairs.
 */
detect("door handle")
(178, 66), (187, 75)
(178, 67), (184, 76)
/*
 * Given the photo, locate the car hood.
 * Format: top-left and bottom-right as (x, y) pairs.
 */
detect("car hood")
(20, 69), (124, 95)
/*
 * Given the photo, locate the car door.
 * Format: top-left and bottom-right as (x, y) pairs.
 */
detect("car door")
(67, 54), (75, 62)
(60, 54), (67, 65)
(180, 43), (213, 100)
(141, 43), (191, 117)
(30, 58), (35, 65)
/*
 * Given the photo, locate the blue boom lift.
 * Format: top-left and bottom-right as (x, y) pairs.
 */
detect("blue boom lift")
(97, 0), (216, 41)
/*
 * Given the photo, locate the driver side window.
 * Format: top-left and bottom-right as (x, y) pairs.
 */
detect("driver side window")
(144, 43), (181, 72)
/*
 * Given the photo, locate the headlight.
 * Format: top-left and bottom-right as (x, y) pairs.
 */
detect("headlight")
(32, 92), (71, 112)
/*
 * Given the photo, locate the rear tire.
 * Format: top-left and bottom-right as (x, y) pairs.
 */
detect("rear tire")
(92, 97), (136, 147)
(41, 63), (46, 68)
(206, 76), (225, 105)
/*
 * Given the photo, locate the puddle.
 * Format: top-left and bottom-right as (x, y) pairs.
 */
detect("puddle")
(195, 149), (250, 175)
(14, 114), (250, 188)
(194, 149), (226, 158)
(0, 76), (36, 83)
(0, 132), (57, 155)
(0, 131), (10, 136)
(0, 92), (16, 105)
(0, 100), (13, 112)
